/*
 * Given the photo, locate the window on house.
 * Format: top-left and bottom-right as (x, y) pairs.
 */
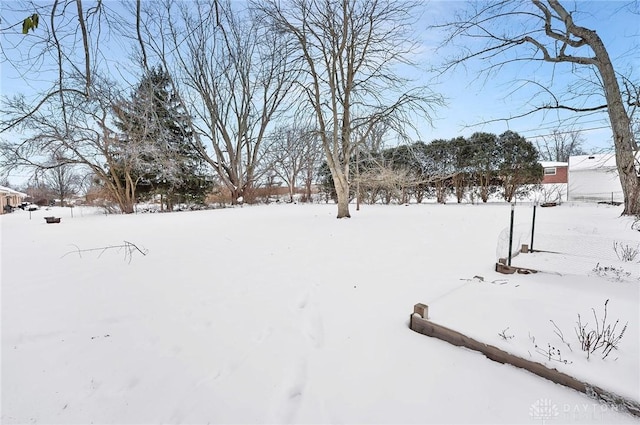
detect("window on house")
(544, 167), (556, 175)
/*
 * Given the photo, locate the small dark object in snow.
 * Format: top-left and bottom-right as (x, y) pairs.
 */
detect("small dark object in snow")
(91, 334), (111, 340)
(45, 216), (61, 224)
(597, 201), (622, 206)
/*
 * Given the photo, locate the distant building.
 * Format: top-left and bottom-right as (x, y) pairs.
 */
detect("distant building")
(538, 161), (568, 202)
(568, 153), (622, 203)
(540, 161), (568, 184)
(0, 185), (28, 214)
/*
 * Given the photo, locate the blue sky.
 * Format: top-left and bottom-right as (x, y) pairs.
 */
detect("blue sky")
(417, 1), (639, 153)
(1, 0), (638, 184)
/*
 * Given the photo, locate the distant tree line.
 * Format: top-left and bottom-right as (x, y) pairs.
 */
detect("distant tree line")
(3, 0), (636, 215)
(319, 131), (543, 205)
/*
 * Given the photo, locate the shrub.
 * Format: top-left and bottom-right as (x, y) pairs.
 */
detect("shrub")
(613, 241), (639, 262)
(575, 299), (627, 360)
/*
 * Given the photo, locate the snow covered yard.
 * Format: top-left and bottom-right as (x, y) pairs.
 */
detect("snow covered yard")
(1, 202), (638, 424)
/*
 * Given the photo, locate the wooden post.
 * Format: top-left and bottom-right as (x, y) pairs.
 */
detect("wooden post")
(413, 303), (428, 319)
(409, 308), (640, 417)
(521, 244), (529, 253)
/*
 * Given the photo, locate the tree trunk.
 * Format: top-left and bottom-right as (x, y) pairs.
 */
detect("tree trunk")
(288, 182), (295, 203)
(334, 171), (351, 218)
(596, 63), (639, 215)
(481, 186), (489, 203)
(230, 187), (242, 205)
(415, 188), (424, 204)
(453, 173), (464, 203)
(435, 180), (446, 204)
(117, 192), (135, 214)
(587, 35), (639, 214)
(304, 180), (312, 203)
(545, 2), (639, 215)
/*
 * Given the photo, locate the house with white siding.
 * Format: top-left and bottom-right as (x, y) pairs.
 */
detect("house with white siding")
(567, 153), (640, 203)
(0, 185), (28, 214)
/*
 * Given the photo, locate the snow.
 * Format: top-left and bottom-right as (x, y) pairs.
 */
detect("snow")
(1, 202), (638, 424)
(569, 154), (618, 171)
(569, 151), (640, 171)
(0, 186), (28, 197)
(539, 161), (568, 168)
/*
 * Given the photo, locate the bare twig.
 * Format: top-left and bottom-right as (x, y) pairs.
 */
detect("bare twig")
(550, 319), (572, 352)
(575, 299), (628, 359)
(613, 241), (640, 262)
(498, 327), (514, 341)
(62, 241), (148, 263)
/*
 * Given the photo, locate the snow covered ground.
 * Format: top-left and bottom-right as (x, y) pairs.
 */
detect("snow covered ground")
(1, 202), (638, 424)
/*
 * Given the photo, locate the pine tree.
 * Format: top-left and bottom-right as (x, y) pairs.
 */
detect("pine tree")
(112, 66), (212, 210)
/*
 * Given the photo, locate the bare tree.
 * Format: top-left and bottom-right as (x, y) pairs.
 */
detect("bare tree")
(299, 132), (323, 202)
(256, 0), (443, 218)
(265, 125), (320, 202)
(435, 0), (640, 215)
(1, 75), (146, 213)
(37, 161), (81, 206)
(138, 0), (298, 205)
(0, 1), (151, 213)
(536, 129), (586, 162)
(22, 180), (55, 206)
(1, 0), (116, 134)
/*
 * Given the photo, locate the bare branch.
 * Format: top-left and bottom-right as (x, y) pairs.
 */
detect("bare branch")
(62, 241), (149, 264)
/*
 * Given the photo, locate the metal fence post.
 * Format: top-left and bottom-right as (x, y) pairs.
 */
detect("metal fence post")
(530, 203), (537, 253)
(508, 204), (515, 266)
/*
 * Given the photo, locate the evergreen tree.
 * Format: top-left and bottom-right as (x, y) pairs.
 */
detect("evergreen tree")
(467, 132), (500, 203)
(497, 131), (543, 202)
(112, 66), (212, 209)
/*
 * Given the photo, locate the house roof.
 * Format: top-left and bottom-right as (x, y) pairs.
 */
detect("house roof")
(539, 161), (568, 168)
(569, 151), (640, 171)
(569, 153), (617, 171)
(0, 185), (28, 197)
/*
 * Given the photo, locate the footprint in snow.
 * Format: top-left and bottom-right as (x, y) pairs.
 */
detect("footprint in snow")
(254, 326), (273, 344)
(294, 292), (309, 310)
(272, 358), (307, 424)
(302, 309), (324, 349)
